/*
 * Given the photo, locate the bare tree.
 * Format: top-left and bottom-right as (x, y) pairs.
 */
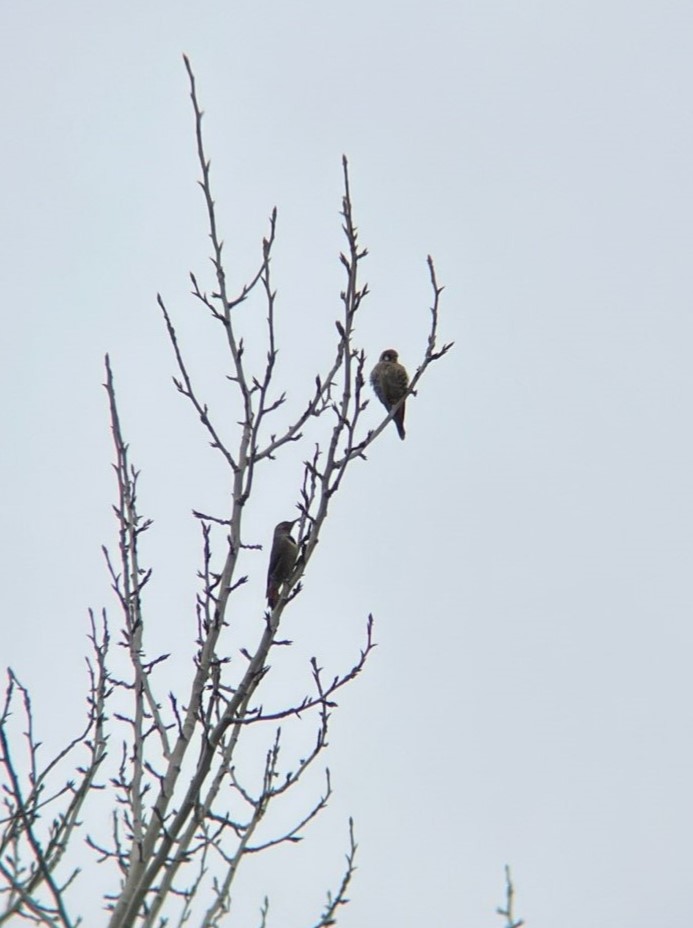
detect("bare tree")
(0, 56), (451, 928)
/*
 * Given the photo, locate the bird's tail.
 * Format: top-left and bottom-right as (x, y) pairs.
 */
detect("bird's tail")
(394, 406), (406, 440)
(266, 582), (278, 607)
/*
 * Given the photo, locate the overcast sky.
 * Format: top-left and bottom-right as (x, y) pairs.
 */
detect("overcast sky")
(2, 1), (693, 926)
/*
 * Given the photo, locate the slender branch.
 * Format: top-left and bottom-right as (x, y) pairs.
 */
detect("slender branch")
(158, 295), (239, 472)
(496, 866), (524, 928)
(309, 818), (358, 928)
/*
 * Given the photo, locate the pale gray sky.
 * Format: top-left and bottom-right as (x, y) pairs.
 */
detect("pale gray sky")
(2, 1), (693, 926)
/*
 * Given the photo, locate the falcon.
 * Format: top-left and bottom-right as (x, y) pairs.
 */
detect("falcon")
(370, 349), (409, 440)
(266, 520), (298, 608)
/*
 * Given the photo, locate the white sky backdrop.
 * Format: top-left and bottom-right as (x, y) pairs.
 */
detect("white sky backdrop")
(2, 1), (693, 925)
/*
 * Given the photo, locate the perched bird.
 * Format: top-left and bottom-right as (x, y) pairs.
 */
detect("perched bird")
(266, 520), (298, 608)
(370, 349), (409, 440)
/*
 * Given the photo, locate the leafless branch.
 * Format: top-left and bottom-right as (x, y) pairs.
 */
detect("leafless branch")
(496, 866), (524, 928)
(0, 613), (109, 926)
(308, 818), (358, 928)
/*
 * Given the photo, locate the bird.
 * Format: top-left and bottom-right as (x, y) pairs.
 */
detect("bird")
(370, 349), (409, 440)
(266, 519), (298, 608)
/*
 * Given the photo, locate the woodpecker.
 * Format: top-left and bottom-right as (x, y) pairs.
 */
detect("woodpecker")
(266, 520), (298, 608)
(370, 348), (409, 440)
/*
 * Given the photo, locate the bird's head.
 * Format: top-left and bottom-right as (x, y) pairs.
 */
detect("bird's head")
(379, 349), (399, 363)
(275, 519), (297, 535)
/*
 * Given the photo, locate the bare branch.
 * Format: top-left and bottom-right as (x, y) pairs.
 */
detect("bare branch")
(158, 295), (239, 472)
(309, 818), (358, 928)
(496, 866), (524, 928)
